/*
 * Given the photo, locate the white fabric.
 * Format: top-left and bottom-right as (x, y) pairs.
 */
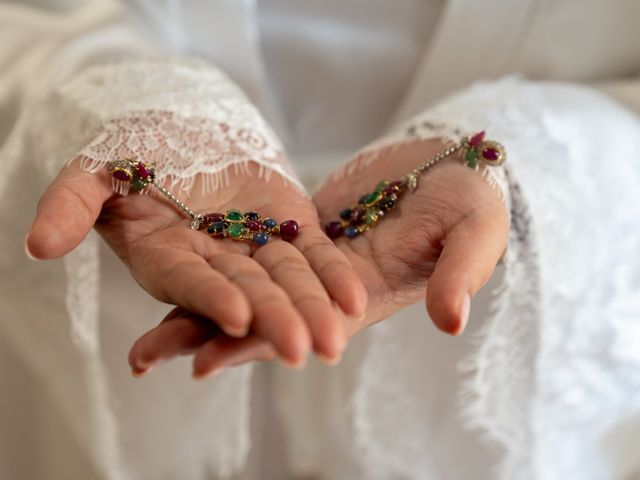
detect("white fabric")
(1, 1), (640, 480)
(49, 59), (304, 195)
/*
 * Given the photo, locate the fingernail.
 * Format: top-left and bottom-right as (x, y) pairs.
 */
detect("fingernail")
(131, 367), (151, 378)
(133, 356), (163, 374)
(317, 352), (343, 366)
(281, 354), (308, 371)
(192, 367), (224, 380)
(458, 294), (471, 335)
(333, 300), (365, 323)
(24, 234), (38, 261)
(224, 323), (249, 338)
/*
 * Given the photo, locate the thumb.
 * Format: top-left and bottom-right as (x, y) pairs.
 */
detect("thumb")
(426, 210), (509, 335)
(25, 160), (113, 259)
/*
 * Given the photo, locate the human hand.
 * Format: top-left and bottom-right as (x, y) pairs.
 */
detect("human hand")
(25, 160), (367, 370)
(315, 138), (509, 335)
(127, 138), (509, 377)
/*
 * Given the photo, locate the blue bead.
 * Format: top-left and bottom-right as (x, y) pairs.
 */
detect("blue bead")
(263, 218), (278, 229)
(339, 208), (353, 220)
(253, 232), (269, 245)
(344, 226), (360, 238)
(207, 221), (226, 235)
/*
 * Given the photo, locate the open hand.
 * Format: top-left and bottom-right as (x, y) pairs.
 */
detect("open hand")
(26, 160), (367, 371)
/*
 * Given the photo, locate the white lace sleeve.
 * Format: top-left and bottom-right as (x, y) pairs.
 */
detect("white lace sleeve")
(36, 58), (306, 196)
(342, 78), (640, 480)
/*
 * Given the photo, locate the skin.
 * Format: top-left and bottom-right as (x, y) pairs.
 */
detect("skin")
(125, 139), (510, 378)
(25, 160), (368, 369)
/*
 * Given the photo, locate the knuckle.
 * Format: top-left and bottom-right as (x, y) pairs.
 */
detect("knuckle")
(268, 257), (311, 278)
(162, 262), (187, 288)
(293, 292), (330, 308)
(317, 259), (349, 277)
(228, 268), (269, 284)
(255, 292), (289, 309)
(58, 183), (101, 220)
(298, 238), (334, 258)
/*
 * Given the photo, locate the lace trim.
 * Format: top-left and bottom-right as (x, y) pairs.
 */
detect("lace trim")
(29, 59), (307, 197)
(74, 109), (306, 196)
(457, 166), (540, 479)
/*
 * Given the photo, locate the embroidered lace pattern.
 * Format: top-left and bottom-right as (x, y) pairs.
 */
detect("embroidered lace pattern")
(75, 109), (301, 194)
(36, 59), (306, 196)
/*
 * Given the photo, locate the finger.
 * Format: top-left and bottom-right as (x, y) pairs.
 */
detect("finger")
(294, 225), (367, 318)
(209, 253), (312, 367)
(26, 159), (113, 259)
(128, 307), (219, 376)
(426, 210), (509, 335)
(193, 335), (276, 379)
(253, 240), (346, 363)
(136, 249), (252, 337)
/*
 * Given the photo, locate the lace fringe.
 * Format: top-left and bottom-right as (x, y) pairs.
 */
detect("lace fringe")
(74, 154), (309, 198)
(480, 165), (506, 204)
(456, 169), (540, 478)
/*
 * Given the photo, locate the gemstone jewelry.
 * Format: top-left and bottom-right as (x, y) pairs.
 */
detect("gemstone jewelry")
(107, 158), (299, 245)
(324, 131), (505, 239)
(198, 210), (299, 245)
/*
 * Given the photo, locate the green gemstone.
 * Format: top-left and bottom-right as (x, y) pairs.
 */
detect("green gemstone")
(130, 178), (146, 192)
(465, 149), (478, 168)
(225, 209), (245, 223)
(227, 223), (245, 238)
(375, 180), (389, 192)
(364, 208), (378, 225)
(363, 191), (382, 206)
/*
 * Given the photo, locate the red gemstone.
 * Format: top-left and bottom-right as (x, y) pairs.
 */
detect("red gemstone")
(383, 181), (403, 195)
(204, 212), (225, 223)
(324, 221), (344, 239)
(470, 131), (485, 147)
(354, 206), (366, 223)
(482, 148), (500, 161)
(136, 162), (150, 179)
(112, 170), (131, 182)
(280, 220), (299, 240)
(246, 220), (267, 231)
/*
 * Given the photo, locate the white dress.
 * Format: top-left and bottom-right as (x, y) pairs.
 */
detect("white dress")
(1, 1), (640, 479)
